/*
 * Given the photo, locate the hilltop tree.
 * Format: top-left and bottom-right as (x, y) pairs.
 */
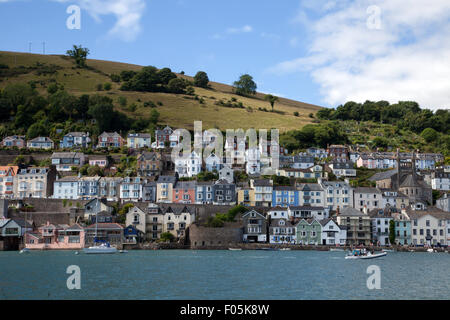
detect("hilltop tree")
(167, 78), (186, 94)
(66, 45), (90, 68)
(264, 94), (279, 112)
(233, 74), (257, 96)
(194, 71), (209, 88)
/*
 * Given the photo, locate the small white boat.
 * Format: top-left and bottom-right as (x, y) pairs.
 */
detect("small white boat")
(280, 248), (291, 251)
(382, 249), (395, 252)
(74, 251), (79, 255)
(330, 248), (345, 252)
(345, 249), (387, 260)
(83, 242), (118, 254)
(19, 248), (30, 254)
(119, 250), (128, 253)
(427, 248), (437, 253)
(228, 248), (242, 251)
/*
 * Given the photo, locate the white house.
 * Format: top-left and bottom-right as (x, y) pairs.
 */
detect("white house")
(431, 171), (450, 191)
(320, 218), (347, 245)
(245, 147), (261, 176)
(53, 176), (79, 199)
(267, 207), (289, 219)
(174, 151), (202, 178)
(120, 177), (143, 202)
(319, 179), (353, 210)
(219, 165), (234, 184)
(353, 187), (383, 212)
(205, 153), (223, 172)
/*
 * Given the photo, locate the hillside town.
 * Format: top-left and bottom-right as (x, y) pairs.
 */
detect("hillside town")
(0, 127), (449, 251)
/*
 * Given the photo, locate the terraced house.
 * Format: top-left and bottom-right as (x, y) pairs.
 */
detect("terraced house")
(172, 181), (196, 204)
(0, 166), (19, 199)
(14, 166), (56, 199)
(127, 133), (151, 149)
(242, 210), (267, 243)
(269, 218), (296, 244)
(272, 186), (299, 207)
(319, 179), (353, 211)
(296, 183), (324, 206)
(195, 181), (214, 204)
(156, 175), (177, 203)
(78, 176), (101, 200)
(120, 177), (143, 202)
(163, 206), (195, 239)
(295, 218), (322, 245)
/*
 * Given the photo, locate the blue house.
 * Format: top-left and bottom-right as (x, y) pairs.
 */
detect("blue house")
(60, 132), (91, 149)
(272, 186), (300, 207)
(124, 225), (143, 243)
(196, 181), (214, 204)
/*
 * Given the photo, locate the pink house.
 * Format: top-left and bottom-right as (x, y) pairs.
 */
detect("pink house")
(88, 155), (109, 168)
(25, 222), (85, 250)
(2, 135), (26, 149)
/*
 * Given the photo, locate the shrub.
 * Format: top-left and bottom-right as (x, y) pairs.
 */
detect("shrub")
(104, 82), (112, 91)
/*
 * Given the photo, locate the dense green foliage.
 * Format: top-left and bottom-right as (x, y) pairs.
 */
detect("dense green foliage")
(66, 45), (90, 68)
(280, 122), (349, 152)
(0, 82), (157, 139)
(233, 74), (257, 96)
(193, 71), (209, 88)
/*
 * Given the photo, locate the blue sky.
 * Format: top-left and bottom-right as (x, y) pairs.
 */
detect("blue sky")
(1, 0), (450, 110)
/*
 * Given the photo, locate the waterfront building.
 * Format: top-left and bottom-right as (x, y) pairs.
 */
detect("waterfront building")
(163, 206), (195, 239)
(336, 207), (371, 246)
(368, 208), (393, 246)
(295, 218), (322, 245)
(269, 218), (296, 244)
(392, 211), (412, 245)
(25, 223), (85, 250)
(319, 218), (347, 245)
(242, 209), (267, 243)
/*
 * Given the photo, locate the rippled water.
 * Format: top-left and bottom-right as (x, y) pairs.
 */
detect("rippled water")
(0, 250), (449, 300)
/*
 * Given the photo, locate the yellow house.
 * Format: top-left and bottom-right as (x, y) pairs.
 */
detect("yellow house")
(237, 187), (255, 206)
(156, 176), (177, 203)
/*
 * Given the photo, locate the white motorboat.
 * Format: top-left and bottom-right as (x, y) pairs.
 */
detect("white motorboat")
(345, 249), (387, 260)
(382, 249), (395, 252)
(19, 248), (30, 254)
(228, 248), (242, 251)
(427, 248), (437, 253)
(280, 248), (291, 251)
(119, 250), (128, 253)
(83, 242), (118, 254)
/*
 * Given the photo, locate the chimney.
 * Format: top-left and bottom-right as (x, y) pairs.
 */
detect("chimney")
(336, 206), (340, 216)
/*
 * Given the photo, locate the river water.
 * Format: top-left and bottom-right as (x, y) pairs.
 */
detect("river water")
(1, 250), (449, 300)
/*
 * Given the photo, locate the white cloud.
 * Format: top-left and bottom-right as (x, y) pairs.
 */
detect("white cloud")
(56, 0), (146, 41)
(212, 25), (253, 39)
(269, 0), (450, 110)
(0, 0), (146, 41)
(226, 25), (253, 34)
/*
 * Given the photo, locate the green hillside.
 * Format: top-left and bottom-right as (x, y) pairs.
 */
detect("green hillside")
(0, 51), (322, 132)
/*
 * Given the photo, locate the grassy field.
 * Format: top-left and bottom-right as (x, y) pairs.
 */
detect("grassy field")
(0, 51), (322, 132)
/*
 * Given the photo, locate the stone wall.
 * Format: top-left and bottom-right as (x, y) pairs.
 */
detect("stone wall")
(188, 222), (243, 249)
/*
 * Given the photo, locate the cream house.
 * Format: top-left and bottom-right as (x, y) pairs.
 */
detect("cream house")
(163, 206), (195, 239)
